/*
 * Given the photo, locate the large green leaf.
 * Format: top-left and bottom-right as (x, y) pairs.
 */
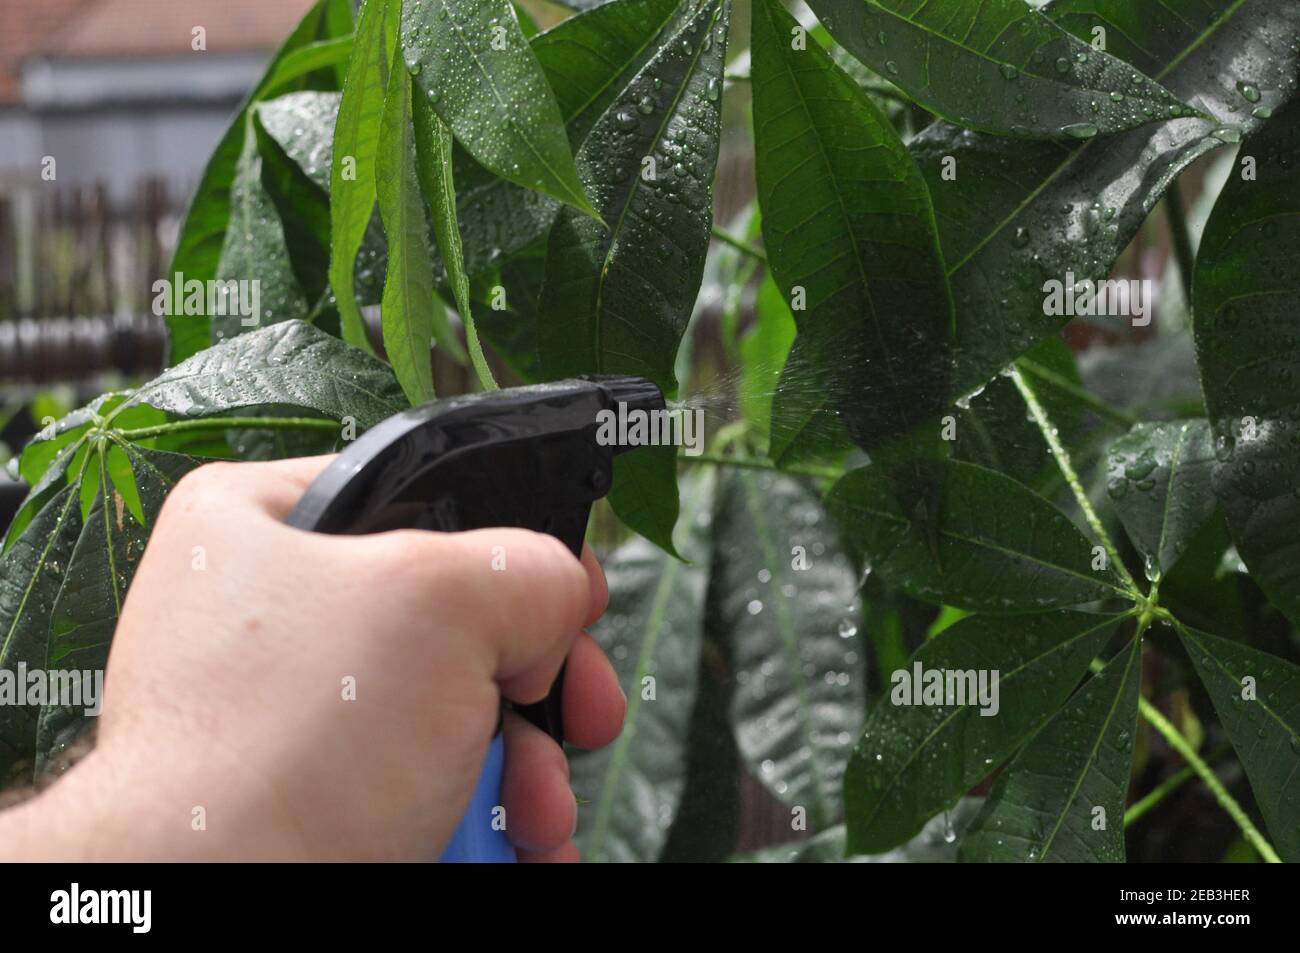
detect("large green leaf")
(844, 610), (1125, 854)
(0, 484), (84, 779)
(166, 0), (349, 363)
(377, 63), (457, 405)
(329, 0), (391, 352)
(1194, 94), (1300, 628)
(1106, 419), (1216, 582)
(208, 114), (312, 346)
(1178, 624), (1300, 862)
(34, 447), (202, 775)
(751, 0), (952, 463)
(805, 0), (1193, 139)
(400, 0), (596, 218)
(119, 321), (405, 431)
(472, 254), (546, 382)
(537, 0), (728, 394)
(710, 470), (864, 829)
(537, 0), (728, 552)
(913, 0), (1300, 398)
(253, 103), (334, 311)
(571, 471), (714, 862)
(961, 636), (1141, 862)
(827, 460), (1127, 611)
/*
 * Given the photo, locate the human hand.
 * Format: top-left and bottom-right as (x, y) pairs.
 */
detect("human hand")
(3, 456), (623, 861)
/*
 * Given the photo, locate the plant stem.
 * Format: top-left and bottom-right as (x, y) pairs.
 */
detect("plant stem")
(1137, 694), (1281, 862)
(117, 416), (341, 441)
(1164, 181), (1196, 306)
(710, 226), (767, 263)
(1009, 365), (1142, 598)
(723, 71), (751, 83)
(1017, 357), (1138, 429)
(684, 451), (843, 482)
(1124, 764), (1196, 827)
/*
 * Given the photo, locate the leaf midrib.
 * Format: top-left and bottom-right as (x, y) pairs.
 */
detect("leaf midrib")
(1038, 638), (1141, 859)
(591, 0), (719, 373)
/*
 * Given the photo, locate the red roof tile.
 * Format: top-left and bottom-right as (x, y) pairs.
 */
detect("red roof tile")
(1, 0), (317, 104)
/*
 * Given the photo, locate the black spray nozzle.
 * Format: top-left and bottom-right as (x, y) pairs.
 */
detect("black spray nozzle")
(580, 373), (666, 418)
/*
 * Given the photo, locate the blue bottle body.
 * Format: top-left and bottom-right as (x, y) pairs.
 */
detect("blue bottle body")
(439, 733), (515, 863)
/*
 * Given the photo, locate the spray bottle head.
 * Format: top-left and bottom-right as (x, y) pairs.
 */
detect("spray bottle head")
(581, 374), (666, 419)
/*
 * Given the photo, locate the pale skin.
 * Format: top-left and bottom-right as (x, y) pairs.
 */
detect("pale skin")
(0, 456), (624, 861)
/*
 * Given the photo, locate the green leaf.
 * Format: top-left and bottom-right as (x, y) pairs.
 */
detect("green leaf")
(572, 471), (714, 862)
(537, 0), (729, 395)
(210, 113), (311, 346)
(1177, 624), (1300, 862)
(608, 447), (681, 560)
(1194, 94), (1300, 627)
(738, 272), (796, 440)
(954, 337), (1090, 490)
(827, 460), (1126, 611)
(400, 0), (597, 218)
(805, 0), (1194, 139)
(1105, 419), (1216, 581)
(265, 35), (356, 96)
(538, 0), (728, 552)
(413, 93), (496, 390)
(253, 102), (334, 306)
(914, 0), (1300, 397)
(271, 0), (686, 289)
(166, 0), (346, 363)
(961, 636), (1142, 862)
(120, 321), (405, 431)
(449, 0), (688, 271)
(711, 470), (864, 828)
(35, 447), (203, 775)
(472, 255), (545, 382)
(378, 64), (447, 405)
(330, 0), (390, 352)
(104, 443), (145, 527)
(751, 0), (953, 463)
(843, 610), (1125, 854)
(0, 484), (84, 779)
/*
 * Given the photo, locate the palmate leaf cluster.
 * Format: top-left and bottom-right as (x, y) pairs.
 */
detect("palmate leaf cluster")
(4, 0), (1299, 862)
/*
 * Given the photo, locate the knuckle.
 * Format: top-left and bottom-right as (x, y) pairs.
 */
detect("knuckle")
(160, 462), (235, 520)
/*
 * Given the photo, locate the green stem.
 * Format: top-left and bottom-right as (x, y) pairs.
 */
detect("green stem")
(1017, 358), (1138, 429)
(723, 71), (751, 83)
(117, 416), (341, 441)
(684, 451), (842, 482)
(710, 226), (767, 263)
(1164, 181), (1196, 306)
(1138, 693), (1281, 862)
(1124, 764), (1196, 827)
(1009, 365), (1142, 599)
